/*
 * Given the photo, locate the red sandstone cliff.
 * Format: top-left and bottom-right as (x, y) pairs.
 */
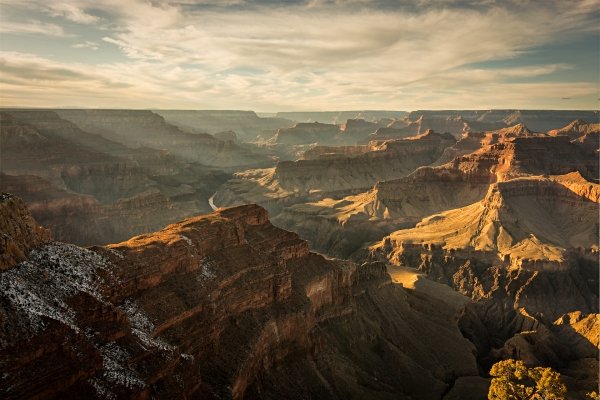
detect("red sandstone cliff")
(0, 198), (481, 400)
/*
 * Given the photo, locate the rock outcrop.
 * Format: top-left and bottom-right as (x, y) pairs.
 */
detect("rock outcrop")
(0, 199), (481, 399)
(547, 119), (600, 140)
(0, 193), (51, 270)
(275, 110), (408, 124)
(214, 131), (456, 215)
(0, 111), (231, 245)
(270, 128), (596, 258)
(55, 109), (272, 169)
(369, 174), (599, 387)
(409, 110), (599, 133)
(155, 110), (295, 142)
(272, 122), (342, 145)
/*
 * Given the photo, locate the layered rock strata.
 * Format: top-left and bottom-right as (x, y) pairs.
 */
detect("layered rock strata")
(0, 198), (481, 399)
(369, 175), (599, 389)
(0, 111), (231, 245)
(271, 128), (595, 258)
(214, 131), (455, 215)
(55, 109), (272, 169)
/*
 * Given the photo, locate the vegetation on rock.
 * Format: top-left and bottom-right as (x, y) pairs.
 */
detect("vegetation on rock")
(488, 359), (566, 400)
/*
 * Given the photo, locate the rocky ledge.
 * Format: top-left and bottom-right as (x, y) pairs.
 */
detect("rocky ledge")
(0, 194), (51, 271)
(0, 197), (481, 400)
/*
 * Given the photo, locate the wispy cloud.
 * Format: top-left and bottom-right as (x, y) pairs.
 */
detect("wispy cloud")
(0, 0), (598, 109)
(71, 41), (100, 50)
(0, 20), (67, 36)
(46, 3), (100, 24)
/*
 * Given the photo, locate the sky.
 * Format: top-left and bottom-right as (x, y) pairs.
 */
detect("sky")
(0, 0), (598, 111)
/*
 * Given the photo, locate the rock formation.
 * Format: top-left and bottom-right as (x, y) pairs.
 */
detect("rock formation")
(548, 119), (600, 140)
(0, 111), (231, 245)
(272, 122), (342, 145)
(55, 109), (272, 169)
(214, 130), (456, 215)
(0, 193), (51, 270)
(275, 110), (408, 124)
(271, 126), (597, 258)
(372, 174), (598, 274)
(369, 173), (599, 388)
(548, 120), (600, 156)
(434, 123), (542, 165)
(409, 110), (599, 133)
(155, 110), (295, 142)
(0, 197), (483, 399)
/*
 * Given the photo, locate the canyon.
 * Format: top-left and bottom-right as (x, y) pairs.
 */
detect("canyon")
(0, 109), (598, 399)
(271, 125), (598, 258)
(154, 110), (295, 142)
(214, 130), (456, 215)
(1, 194), (485, 400)
(0, 110), (232, 245)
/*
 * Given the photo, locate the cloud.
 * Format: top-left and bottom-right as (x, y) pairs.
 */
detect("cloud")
(46, 3), (100, 24)
(0, 20), (67, 36)
(0, 0), (598, 109)
(72, 41), (100, 50)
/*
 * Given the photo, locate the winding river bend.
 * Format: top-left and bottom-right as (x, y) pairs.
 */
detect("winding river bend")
(208, 193), (218, 211)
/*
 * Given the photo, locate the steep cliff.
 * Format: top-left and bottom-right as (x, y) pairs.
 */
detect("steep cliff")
(409, 110), (599, 133)
(214, 131), (456, 215)
(155, 110), (294, 141)
(0, 111), (231, 245)
(0, 199), (483, 399)
(272, 122), (342, 145)
(369, 174), (599, 385)
(56, 109), (272, 169)
(0, 193), (51, 270)
(275, 110), (408, 124)
(270, 129), (592, 259)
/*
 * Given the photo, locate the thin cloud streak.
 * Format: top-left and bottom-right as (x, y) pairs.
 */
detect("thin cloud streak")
(0, 0), (598, 110)
(0, 20), (68, 36)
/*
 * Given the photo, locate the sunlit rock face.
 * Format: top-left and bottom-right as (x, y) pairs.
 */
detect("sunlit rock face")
(548, 120), (600, 156)
(370, 174), (599, 374)
(269, 126), (598, 259)
(0, 199), (481, 400)
(214, 130), (456, 216)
